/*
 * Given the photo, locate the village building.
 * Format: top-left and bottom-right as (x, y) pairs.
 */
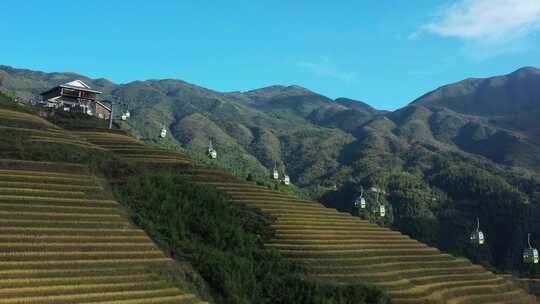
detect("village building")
(39, 80), (111, 119)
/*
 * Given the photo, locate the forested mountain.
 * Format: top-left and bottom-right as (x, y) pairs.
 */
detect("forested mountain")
(2, 64), (540, 274)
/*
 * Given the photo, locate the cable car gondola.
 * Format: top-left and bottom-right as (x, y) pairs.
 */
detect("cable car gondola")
(207, 140), (217, 159)
(272, 163), (279, 180)
(523, 233), (539, 264)
(470, 217), (485, 245)
(121, 113), (127, 121)
(354, 187), (366, 209)
(125, 110), (131, 118)
(159, 127), (167, 138)
(282, 174), (290, 186)
(375, 191), (385, 217)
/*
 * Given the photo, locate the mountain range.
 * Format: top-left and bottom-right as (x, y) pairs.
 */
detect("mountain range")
(2, 64), (540, 272)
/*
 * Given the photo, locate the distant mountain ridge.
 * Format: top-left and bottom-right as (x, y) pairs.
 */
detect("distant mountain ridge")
(1, 65), (540, 174)
(413, 66), (540, 116)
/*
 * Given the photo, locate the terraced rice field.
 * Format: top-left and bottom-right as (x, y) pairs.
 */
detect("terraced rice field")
(50, 131), (539, 303)
(198, 181), (538, 303)
(0, 109), (104, 151)
(73, 131), (191, 166)
(0, 159), (206, 304)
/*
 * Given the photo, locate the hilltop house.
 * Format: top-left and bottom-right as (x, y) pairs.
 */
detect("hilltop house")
(38, 80), (111, 119)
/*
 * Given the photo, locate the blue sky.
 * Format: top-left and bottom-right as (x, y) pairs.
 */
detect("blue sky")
(1, 0), (540, 110)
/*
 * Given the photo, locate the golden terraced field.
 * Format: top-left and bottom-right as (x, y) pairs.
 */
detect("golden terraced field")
(0, 160), (208, 304)
(0, 110), (206, 303)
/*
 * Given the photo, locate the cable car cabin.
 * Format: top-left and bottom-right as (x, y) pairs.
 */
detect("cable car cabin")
(470, 231), (485, 245)
(208, 149), (217, 159)
(524, 233), (539, 264)
(121, 114), (127, 121)
(282, 175), (290, 185)
(523, 248), (539, 264)
(354, 197), (366, 209)
(160, 128), (167, 138)
(470, 218), (485, 245)
(379, 205), (386, 217)
(125, 110), (131, 118)
(272, 168), (279, 180)
(207, 141), (217, 159)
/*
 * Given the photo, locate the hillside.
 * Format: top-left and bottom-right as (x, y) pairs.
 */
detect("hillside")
(0, 104), (209, 303)
(0, 94), (392, 303)
(81, 129), (535, 303)
(0, 65), (379, 189)
(2, 65), (540, 277)
(2, 84), (540, 302)
(411, 66), (540, 167)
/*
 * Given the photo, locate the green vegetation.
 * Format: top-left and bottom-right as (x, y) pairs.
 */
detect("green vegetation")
(113, 172), (387, 304)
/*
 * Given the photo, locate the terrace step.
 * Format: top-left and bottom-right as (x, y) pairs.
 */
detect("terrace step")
(271, 226), (399, 234)
(0, 267), (163, 280)
(273, 233), (410, 240)
(267, 237), (417, 245)
(0, 181), (102, 192)
(0, 273), (158, 289)
(0, 173), (103, 185)
(266, 242), (429, 251)
(288, 255), (457, 267)
(273, 222), (378, 229)
(0, 258), (173, 271)
(125, 158), (191, 165)
(305, 258), (471, 273)
(0, 243), (158, 253)
(0, 250), (164, 262)
(0, 188), (86, 198)
(0, 203), (123, 215)
(229, 196), (313, 204)
(274, 229), (403, 237)
(272, 213), (362, 221)
(0, 280), (171, 299)
(0, 196), (118, 207)
(230, 197), (328, 205)
(0, 159), (88, 174)
(238, 202), (342, 212)
(0, 235), (152, 244)
(0, 288), (186, 304)
(278, 247), (441, 259)
(0, 228), (148, 237)
(0, 210), (125, 221)
(0, 219), (133, 229)
(0, 169), (92, 179)
(313, 266), (489, 284)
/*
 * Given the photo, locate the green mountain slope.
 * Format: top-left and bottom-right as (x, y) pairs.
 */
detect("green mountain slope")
(0, 66), (375, 189)
(2, 65), (540, 276)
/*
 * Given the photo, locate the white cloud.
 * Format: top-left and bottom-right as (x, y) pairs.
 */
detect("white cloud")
(292, 57), (357, 82)
(422, 0), (540, 43)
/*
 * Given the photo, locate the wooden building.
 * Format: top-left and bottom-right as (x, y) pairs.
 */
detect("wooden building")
(40, 80), (111, 119)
